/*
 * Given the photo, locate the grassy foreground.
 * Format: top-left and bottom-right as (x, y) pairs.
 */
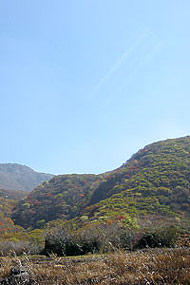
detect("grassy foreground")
(0, 248), (190, 284)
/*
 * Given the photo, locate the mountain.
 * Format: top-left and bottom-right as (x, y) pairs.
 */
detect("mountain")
(89, 136), (190, 204)
(12, 136), (190, 229)
(0, 188), (27, 200)
(0, 163), (54, 192)
(83, 136), (190, 226)
(12, 174), (104, 228)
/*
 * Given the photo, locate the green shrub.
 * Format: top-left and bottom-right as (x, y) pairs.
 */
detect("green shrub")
(134, 225), (179, 249)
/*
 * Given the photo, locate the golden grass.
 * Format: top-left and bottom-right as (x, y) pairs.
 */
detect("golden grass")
(0, 248), (190, 284)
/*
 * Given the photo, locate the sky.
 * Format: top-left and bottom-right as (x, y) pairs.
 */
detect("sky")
(0, 0), (190, 175)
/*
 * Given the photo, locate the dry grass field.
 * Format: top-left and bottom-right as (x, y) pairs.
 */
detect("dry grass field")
(0, 248), (190, 284)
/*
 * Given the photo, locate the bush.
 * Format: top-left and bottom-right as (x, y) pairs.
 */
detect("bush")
(42, 223), (132, 256)
(0, 238), (44, 256)
(0, 240), (30, 256)
(42, 225), (103, 256)
(42, 223), (180, 256)
(134, 225), (179, 249)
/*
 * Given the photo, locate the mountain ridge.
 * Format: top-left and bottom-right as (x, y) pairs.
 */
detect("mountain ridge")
(0, 163), (54, 192)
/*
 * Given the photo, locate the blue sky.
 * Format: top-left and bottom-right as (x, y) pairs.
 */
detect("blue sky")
(0, 0), (190, 174)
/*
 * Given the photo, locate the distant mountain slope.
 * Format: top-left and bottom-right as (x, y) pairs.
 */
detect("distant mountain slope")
(0, 163), (54, 191)
(0, 188), (27, 200)
(12, 136), (190, 229)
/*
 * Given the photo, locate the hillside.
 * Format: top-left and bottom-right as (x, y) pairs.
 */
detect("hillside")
(12, 174), (104, 228)
(0, 188), (27, 200)
(89, 136), (190, 205)
(0, 189), (26, 235)
(82, 136), (190, 226)
(0, 163), (54, 191)
(12, 136), (190, 229)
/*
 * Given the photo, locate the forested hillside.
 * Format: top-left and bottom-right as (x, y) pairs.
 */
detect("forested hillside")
(12, 174), (104, 228)
(12, 136), (190, 229)
(0, 189), (24, 235)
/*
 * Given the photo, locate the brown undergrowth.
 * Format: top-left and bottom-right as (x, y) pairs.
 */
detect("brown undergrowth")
(0, 248), (190, 284)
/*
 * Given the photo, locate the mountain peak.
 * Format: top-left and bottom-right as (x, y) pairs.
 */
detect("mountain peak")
(0, 163), (54, 192)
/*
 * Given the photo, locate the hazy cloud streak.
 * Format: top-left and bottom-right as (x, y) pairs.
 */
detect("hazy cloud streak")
(89, 29), (150, 97)
(120, 41), (164, 91)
